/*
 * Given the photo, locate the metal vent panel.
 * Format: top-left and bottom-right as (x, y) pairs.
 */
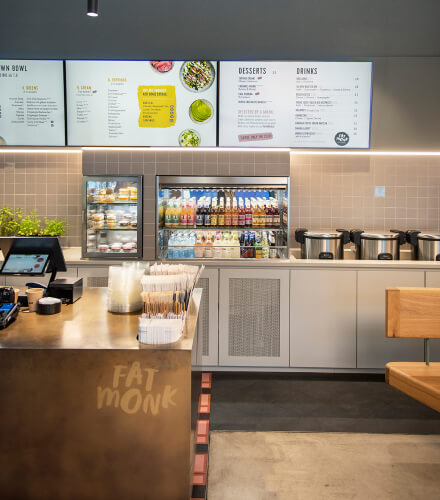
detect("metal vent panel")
(87, 276), (108, 288)
(228, 278), (280, 357)
(197, 277), (210, 357)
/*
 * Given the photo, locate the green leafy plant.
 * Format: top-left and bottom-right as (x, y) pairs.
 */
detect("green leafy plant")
(42, 218), (67, 236)
(0, 206), (22, 235)
(17, 209), (41, 236)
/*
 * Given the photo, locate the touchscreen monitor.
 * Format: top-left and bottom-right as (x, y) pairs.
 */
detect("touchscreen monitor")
(0, 253), (50, 275)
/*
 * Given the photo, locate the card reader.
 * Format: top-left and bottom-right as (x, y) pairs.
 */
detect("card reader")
(0, 303), (19, 329)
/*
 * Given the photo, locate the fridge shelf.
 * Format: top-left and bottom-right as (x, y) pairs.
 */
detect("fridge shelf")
(88, 201), (138, 205)
(160, 226), (285, 231)
(89, 227), (138, 231)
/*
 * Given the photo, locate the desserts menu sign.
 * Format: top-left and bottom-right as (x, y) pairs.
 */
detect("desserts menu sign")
(0, 60), (65, 146)
(66, 61), (217, 146)
(219, 61), (372, 148)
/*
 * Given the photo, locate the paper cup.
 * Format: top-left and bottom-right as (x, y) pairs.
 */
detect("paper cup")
(26, 288), (44, 312)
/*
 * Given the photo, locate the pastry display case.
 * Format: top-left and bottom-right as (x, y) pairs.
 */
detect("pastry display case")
(82, 175), (142, 259)
(156, 176), (289, 260)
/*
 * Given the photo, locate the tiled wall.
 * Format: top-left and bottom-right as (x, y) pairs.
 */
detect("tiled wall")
(291, 153), (440, 240)
(82, 149), (291, 259)
(0, 151), (82, 247)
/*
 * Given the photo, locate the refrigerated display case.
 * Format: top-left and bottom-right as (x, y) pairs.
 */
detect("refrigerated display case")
(156, 176), (289, 260)
(82, 175), (142, 259)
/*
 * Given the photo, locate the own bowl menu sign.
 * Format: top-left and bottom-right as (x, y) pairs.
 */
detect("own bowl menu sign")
(0, 60), (65, 146)
(66, 61), (217, 147)
(219, 61), (372, 148)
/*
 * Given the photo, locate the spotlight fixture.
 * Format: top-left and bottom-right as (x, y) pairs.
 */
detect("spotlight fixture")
(87, 0), (98, 17)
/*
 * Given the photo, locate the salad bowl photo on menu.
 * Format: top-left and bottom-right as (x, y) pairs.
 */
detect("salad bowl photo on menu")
(180, 61), (215, 92)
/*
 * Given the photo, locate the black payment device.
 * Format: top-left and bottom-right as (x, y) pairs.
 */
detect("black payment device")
(0, 286), (19, 329)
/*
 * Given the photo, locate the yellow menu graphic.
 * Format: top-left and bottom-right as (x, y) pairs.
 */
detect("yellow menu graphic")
(137, 85), (176, 128)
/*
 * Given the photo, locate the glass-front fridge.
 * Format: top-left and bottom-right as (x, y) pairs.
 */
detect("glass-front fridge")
(82, 175), (142, 259)
(157, 176), (289, 260)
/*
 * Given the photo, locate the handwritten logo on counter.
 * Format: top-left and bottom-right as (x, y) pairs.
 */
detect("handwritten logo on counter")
(97, 362), (177, 416)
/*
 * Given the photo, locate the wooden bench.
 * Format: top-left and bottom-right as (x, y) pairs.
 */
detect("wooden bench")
(386, 287), (440, 412)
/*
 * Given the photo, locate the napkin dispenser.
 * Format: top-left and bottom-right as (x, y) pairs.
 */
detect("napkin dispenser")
(47, 277), (83, 304)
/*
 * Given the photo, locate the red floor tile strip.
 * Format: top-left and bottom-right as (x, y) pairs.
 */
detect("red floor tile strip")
(192, 372), (212, 500)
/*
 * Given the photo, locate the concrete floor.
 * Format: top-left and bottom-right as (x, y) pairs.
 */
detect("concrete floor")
(208, 431), (440, 499)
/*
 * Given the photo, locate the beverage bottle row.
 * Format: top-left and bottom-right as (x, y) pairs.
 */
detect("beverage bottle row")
(164, 195), (280, 228)
(166, 230), (280, 259)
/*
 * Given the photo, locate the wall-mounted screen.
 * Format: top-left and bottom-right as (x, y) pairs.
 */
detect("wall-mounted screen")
(219, 61), (372, 148)
(66, 60), (217, 147)
(0, 60), (65, 146)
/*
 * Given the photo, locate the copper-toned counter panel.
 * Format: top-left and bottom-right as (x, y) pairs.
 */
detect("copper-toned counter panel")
(0, 287), (200, 350)
(0, 288), (202, 500)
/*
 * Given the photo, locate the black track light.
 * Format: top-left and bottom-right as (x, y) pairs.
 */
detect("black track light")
(87, 0), (98, 17)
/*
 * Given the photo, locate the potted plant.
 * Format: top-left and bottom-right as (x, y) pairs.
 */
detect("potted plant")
(17, 209), (41, 236)
(42, 218), (67, 236)
(0, 206), (22, 236)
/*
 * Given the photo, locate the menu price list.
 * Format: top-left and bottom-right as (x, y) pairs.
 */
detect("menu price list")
(0, 60), (65, 146)
(219, 61), (372, 148)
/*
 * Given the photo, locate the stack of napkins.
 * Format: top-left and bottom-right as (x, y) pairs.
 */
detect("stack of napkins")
(138, 315), (185, 345)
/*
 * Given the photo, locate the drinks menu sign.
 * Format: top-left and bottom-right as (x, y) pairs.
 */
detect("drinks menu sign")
(0, 60), (65, 146)
(219, 61), (372, 148)
(66, 60), (217, 147)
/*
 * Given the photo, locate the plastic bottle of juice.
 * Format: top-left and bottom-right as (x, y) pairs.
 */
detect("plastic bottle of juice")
(218, 198), (225, 227)
(186, 200), (195, 227)
(255, 232), (263, 259)
(194, 232), (205, 258)
(213, 232), (223, 259)
(204, 199), (211, 227)
(262, 232), (270, 259)
(173, 198), (182, 227)
(231, 231), (240, 258)
(180, 200), (187, 227)
(165, 199), (173, 227)
(211, 198), (218, 227)
(251, 199), (258, 228)
(225, 197), (232, 227)
(273, 200), (280, 228)
(265, 200), (273, 227)
(196, 200), (204, 227)
(238, 198), (246, 227)
(222, 232), (231, 259)
(231, 198), (239, 227)
(204, 232), (214, 258)
(245, 199), (252, 227)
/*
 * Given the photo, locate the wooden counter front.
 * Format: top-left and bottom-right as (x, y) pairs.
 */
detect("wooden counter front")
(0, 288), (202, 500)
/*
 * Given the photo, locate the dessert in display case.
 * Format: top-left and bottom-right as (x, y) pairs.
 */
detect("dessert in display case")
(157, 176), (289, 260)
(82, 176), (142, 259)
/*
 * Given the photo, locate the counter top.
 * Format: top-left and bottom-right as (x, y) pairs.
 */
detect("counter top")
(0, 287), (202, 351)
(60, 247), (440, 270)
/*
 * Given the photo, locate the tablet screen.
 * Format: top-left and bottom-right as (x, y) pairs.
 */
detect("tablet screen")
(0, 253), (50, 274)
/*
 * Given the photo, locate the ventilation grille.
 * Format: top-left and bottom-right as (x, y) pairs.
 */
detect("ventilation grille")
(87, 276), (109, 288)
(197, 277), (210, 357)
(228, 278), (280, 357)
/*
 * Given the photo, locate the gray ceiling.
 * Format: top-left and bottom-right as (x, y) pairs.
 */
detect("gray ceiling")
(1, 0), (439, 60)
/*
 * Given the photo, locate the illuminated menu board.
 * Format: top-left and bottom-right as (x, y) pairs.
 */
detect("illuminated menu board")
(219, 61), (372, 148)
(66, 60), (217, 147)
(0, 60), (65, 146)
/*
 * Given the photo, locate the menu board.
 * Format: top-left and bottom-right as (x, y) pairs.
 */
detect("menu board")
(66, 61), (217, 147)
(0, 60), (65, 146)
(219, 61), (372, 148)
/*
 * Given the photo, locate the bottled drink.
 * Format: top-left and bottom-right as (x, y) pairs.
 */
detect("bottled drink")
(232, 198), (239, 227)
(269, 231), (278, 258)
(194, 232), (205, 258)
(187, 200), (195, 227)
(272, 200), (280, 228)
(204, 200), (211, 227)
(238, 198), (246, 227)
(248, 232), (256, 258)
(165, 199), (173, 227)
(211, 198), (218, 227)
(255, 233), (263, 259)
(222, 232), (231, 259)
(231, 232), (241, 258)
(262, 232), (270, 259)
(180, 201), (188, 227)
(213, 232), (223, 259)
(196, 200), (204, 227)
(251, 200), (258, 228)
(218, 198), (225, 226)
(225, 198), (232, 226)
(266, 201), (274, 227)
(245, 199), (252, 227)
(172, 199), (181, 227)
(204, 232), (214, 258)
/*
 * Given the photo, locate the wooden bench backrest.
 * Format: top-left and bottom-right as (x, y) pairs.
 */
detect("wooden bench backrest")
(386, 287), (440, 339)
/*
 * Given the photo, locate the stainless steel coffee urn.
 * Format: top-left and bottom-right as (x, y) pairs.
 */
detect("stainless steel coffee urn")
(295, 229), (350, 259)
(407, 231), (440, 261)
(350, 230), (406, 260)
